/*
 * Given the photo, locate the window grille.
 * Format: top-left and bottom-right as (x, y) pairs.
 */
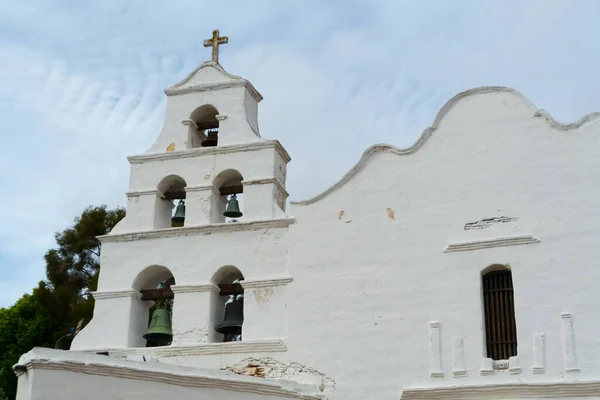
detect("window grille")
(482, 269), (517, 360)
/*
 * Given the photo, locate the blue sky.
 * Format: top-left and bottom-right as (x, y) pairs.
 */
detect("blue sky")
(1, 0), (599, 307)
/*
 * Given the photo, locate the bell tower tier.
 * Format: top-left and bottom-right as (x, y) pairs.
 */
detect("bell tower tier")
(148, 61), (263, 153)
(106, 55), (290, 235)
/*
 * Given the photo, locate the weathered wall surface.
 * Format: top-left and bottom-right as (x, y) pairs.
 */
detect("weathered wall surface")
(284, 88), (600, 399)
(68, 85), (600, 399)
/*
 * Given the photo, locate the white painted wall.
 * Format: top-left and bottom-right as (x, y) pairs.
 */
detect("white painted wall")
(65, 62), (600, 400)
(15, 348), (319, 400)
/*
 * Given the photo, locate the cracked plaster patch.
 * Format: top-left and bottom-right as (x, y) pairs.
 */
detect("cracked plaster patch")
(223, 357), (335, 396)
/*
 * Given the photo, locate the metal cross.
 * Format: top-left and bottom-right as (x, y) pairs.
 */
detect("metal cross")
(203, 29), (229, 64)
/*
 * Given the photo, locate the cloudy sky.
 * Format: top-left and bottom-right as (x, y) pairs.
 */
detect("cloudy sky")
(1, 0), (599, 307)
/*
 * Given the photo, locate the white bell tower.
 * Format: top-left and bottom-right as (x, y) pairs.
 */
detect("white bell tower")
(71, 30), (292, 351)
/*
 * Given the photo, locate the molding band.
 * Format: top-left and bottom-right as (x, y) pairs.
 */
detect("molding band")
(444, 235), (540, 253)
(92, 290), (142, 300)
(400, 381), (600, 399)
(171, 284), (220, 294)
(241, 277), (293, 289)
(97, 218), (296, 243)
(126, 189), (163, 198)
(127, 140), (290, 164)
(165, 61), (263, 102)
(83, 339), (287, 357)
(242, 178), (289, 197)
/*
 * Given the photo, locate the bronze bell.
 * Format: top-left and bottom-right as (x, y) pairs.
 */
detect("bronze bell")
(143, 308), (173, 344)
(223, 194), (243, 218)
(215, 298), (244, 335)
(201, 129), (218, 147)
(171, 200), (185, 227)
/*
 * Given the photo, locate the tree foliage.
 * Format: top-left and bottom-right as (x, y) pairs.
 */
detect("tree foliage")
(0, 205), (124, 400)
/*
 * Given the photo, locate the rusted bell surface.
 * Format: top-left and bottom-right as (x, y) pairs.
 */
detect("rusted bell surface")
(215, 300), (244, 335)
(223, 194), (243, 218)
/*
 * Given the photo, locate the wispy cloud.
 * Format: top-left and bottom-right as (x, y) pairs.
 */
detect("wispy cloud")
(1, 0), (599, 306)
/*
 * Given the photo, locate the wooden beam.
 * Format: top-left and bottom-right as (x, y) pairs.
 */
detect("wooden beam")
(164, 191), (186, 200)
(196, 121), (219, 130)
(219, 283), (244, 296)
(141, 288), (174, 301)
(163, 186), (242, 200)
(140, 283), (244, 301)
(219, 185), (243, 196)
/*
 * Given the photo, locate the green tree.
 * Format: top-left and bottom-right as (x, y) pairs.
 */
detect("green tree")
(0, 205), (124, 400)
(36, 205), (125, 344)
(0, 293), (52, 399)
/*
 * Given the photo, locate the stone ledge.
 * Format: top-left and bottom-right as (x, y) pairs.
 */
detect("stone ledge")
(401, 380), (600, 399)
(443, 235), (540, 253)
(14, 347), (317, 399)
(92, 289), (142, 300)
(127, 140), (290, 164)
(241, 277), (293, 289)
(77, 339), (287, 357)
(97, 217), (295, 243)
(171, 283), (220, 294)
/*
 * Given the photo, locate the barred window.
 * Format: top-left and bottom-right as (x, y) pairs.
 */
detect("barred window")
(482, 268), (517, 360)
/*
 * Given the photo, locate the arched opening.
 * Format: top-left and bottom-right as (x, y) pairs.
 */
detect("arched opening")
(156, 175), (187, 228)
(189, 104), (219, 148)
(210, 266), (244, 343)
(481, 264), (517, 363)
(134, 265), (176, 348)
(212, 169), (244, 224)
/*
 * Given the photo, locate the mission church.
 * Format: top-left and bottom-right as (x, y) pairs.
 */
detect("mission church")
(14, 30), (600, 399)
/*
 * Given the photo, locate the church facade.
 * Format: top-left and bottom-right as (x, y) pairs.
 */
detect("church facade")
(15, 31), (600, 400)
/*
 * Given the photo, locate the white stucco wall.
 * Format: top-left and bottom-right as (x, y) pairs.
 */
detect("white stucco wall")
(64, 65), (600, 400)
(15, 348), (319, 400)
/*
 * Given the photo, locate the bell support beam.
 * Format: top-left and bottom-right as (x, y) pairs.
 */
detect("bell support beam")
(140, 283), (243, 301)
(163, 185), (242, 200)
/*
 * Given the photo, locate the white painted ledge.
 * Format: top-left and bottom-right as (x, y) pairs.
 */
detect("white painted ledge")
(400, 381), (600, 399)
(78, 339), (287, 357)
(97, 217), (295, 243)
(443, 235), (540, 253)
(15, 347), (318, 399)
(128, 139), (290, 164)
(241, 277), (293, 289)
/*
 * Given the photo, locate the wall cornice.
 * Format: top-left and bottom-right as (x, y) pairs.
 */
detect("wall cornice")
(241, 277), (293, 289)
(126, 189), (163, 198)
(443, 235), (540, 253)
(400, 380), (600, 399)
(291, 86), (600, 206)
(243, 178), (289, 197)
(171, 283), (220, 294)
(127, 140), (290, 164)
(97, 217), (295, 243)
(81, 339), (287, 357)
(165, 61), (263, 102)
(92, 289), (142, 300)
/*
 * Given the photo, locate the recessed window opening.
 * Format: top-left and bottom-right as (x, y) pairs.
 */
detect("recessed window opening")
(157, 175), (187, 228)
(134, 266), (175, 348)
(211, 266), (244, 343)
(482, 266), (518, 361)
(213, 170), (244, 223)
(189, 105), (219, 148)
